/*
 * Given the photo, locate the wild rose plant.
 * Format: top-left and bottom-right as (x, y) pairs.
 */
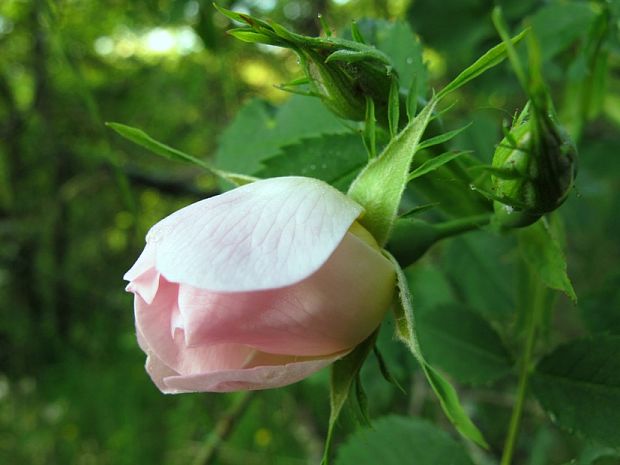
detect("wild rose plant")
(109, 5), (616, 465)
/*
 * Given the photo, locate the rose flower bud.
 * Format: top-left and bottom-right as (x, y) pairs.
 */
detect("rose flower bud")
(491, 103), (577, 229)
(124, 177), (395, 393)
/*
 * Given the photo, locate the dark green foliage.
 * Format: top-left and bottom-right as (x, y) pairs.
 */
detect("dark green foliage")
(532, 336), (620, 447)
(335, 415), (475, 465)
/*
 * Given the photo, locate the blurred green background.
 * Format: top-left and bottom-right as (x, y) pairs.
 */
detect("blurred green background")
(1, 0), (619, 464)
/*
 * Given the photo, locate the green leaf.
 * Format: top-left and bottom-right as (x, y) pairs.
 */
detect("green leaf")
(442, 232), (517, 322)
(408, 151), (469, 182)
(518, 220), (577, 303)
(106, 122), (255, 186)
(531, 336), (620, 447)
(384, 251), (488, 448)
(322, 333), (377, 465)
(437, 29), (528, 99)
(580, 269), (620, 336)
(348, 97), (438, 245)
(372, 20), (427, 92)
(531, 2), (597, 61)
(418, 123), (472, 151)
(256, 133), (367, 191)
(335, 416), (475, 465)
(417, 304), (513, 385)
(215, 96), (346, 177)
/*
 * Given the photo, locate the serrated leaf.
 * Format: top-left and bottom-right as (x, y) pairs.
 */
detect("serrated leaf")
(408, 150), (469, 182)
(531, 336), (620, 447)
(335, 415), (475, 465)
(442, 232), (516, 322)
(215, 96), (346, 177)
(418, 123), (472, 151)
(256, 133), (367, 191)
(106, 122), (255, 186)
(322, 333), (377, 465)
(438, 29), (528, 99)
(518, 220), (577, 303)
(348, 97), (438, 245)
(417, 304), (513, 385)
(384, 251), (488, 448)
(372, 20), (427, 92)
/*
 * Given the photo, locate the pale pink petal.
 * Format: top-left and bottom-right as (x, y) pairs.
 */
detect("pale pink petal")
(126, 267), (160, 304)
(147, 177), (363, 292)
(123, 243), (157, 281)
(176, 231), (395, 356)
(134, 277), (259, 376)
(160, 352), (344, 393)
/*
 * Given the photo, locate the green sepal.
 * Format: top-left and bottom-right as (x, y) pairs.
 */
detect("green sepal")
(407, 150), (470, 182)
(388, 77), (400, 138)
(106, 122), (257, 186)
(351, 21), (365, 44)
(384, 251), (489, 449)
(437, 28), (528, 99)
(417, 123), (472, 151)
(373, 345), (406, 394)
(227, 29), (277, 45)
(363, 97), (377, 159)
(321, 332), (378, 465)
(348, 97), (438, 245)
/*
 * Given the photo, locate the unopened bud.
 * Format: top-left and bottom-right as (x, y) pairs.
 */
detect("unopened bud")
(491, 104), (577, 228)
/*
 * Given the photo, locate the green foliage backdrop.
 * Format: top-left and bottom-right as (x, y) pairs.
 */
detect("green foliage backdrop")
(1, 0), (619, 464)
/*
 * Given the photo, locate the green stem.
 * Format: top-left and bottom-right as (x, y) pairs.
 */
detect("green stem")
(387, 213), (492, 267)
(500, 272), (546, 465)
(193, 391), (255, 465)
(434, 213), (492, 239)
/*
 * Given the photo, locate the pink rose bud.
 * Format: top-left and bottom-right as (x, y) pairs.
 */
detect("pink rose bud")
(124, 177), (396, 393)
